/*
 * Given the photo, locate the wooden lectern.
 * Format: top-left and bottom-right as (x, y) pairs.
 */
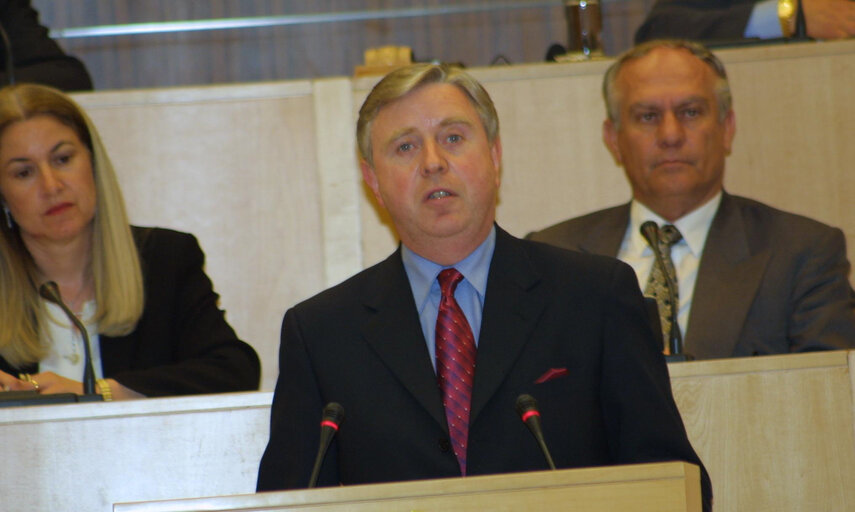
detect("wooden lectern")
(114, 461), (701, 511)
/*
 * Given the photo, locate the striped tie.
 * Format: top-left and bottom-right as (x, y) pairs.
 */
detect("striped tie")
(435, 268), (476, 475)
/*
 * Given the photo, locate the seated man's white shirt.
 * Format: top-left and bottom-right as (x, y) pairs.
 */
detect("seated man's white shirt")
(617, 192), (722, 337)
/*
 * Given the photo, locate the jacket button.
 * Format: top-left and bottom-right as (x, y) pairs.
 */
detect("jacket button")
(438, 438), (451, 452)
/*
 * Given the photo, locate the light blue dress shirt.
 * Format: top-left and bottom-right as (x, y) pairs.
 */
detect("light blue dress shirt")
(401, 226), (496, 372)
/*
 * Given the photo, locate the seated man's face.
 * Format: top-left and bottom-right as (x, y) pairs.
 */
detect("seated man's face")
(361, 82), (501, 262)
(603, 47), (735, 219)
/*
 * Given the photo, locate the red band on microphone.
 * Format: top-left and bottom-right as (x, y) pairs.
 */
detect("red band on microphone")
(320, 420), (340, 430)
(521, 410), (540, 422)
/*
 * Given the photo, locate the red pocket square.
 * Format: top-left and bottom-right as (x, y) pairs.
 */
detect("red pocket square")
(535, 367), (570, 384)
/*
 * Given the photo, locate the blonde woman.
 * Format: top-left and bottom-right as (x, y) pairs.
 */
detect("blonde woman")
(0, 84), (259, 399)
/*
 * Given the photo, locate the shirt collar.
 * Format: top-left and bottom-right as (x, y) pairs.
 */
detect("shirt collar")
(627, 192), (722, 258)
(401, 226), (496, 313)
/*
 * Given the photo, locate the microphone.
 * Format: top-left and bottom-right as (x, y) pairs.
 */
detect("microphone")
(639, 221), (691, 362)
(545, 43), (567, 62)
(793, 0), (809, 40)
(307, 402), (345, 488)
(39, 281), (101, 398)
(515, 394), (556, 470)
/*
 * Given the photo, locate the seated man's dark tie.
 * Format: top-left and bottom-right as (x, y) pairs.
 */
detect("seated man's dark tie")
(643, 224), (682, 353)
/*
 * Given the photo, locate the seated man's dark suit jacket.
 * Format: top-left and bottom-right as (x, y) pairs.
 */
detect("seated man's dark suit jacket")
(257, 226), (712, 511)
(0, 227), (261, 396)
(635, 0), (759, 43)
(528, 193), (855, 359)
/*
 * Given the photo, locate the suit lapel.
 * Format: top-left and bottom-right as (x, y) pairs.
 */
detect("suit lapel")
(685, 194), (770, 358)
(357, 231), (555, 430)
(359, 250), (448, 429)
(471, 228), (548, 423)
(578, 203), (630, 257)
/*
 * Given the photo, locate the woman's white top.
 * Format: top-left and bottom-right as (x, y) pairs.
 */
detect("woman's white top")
(39, 300), (104, 381)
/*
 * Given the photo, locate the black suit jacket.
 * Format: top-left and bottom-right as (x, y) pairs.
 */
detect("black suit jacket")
(0, 0), (93, 91)
(635, 0), (758, 43)
(528, 193), (855, 359)
(257, 227), (712, 510)
(0, 227), (260, 396)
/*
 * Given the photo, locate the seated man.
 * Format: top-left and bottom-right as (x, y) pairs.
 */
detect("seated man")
(635, 0), (855, 42)
(257, 62), (712, 511)
(529, 39), (855, 360)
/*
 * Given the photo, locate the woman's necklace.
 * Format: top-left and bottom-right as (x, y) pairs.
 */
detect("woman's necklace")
(66, 285), (93, 317)
(43, 281), (92, 366)
(64, 329), (82, 365)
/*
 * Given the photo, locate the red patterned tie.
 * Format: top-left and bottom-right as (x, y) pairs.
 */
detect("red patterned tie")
(435, 268), (477, 475)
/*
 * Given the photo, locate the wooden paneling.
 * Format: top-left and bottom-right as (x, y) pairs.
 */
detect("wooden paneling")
(73, 82), (328, 388)
(33, 0), (652, 91)
(0, 392), (272, 511)
(670, 351), (855, 510)
(3, 351), (854, 511)
(115, 463), (702, 511)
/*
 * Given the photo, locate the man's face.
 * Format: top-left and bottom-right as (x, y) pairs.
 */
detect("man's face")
(361, 82), (501, 263)
(603, 47), (735, 220)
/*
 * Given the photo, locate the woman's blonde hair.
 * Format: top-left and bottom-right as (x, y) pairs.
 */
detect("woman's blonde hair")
(0, 84), (144, 367)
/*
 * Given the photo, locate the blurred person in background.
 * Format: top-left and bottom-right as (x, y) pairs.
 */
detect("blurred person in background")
(529, 40), (855, 359)
(636, 0), (855, 43)
(0, 0), (92, 91)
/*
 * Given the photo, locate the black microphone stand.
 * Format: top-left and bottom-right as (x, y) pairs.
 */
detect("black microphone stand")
(38, 282), (103, 402)
(308, 402), (345, 488)
(640, 222), (693, 362)
(793, 0), (810, 41)
(515, 394), (557, 470)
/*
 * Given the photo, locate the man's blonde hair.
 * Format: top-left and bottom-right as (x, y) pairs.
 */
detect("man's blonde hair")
(357, 63), (499, 166)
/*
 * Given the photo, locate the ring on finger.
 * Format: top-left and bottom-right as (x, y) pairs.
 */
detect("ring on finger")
(17, 373), (39, 391)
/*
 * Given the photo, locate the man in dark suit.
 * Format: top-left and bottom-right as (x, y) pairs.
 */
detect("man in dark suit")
(635, 0), (855, 42)
(529, 40), (855, 360)
(257, 63), (712, 510)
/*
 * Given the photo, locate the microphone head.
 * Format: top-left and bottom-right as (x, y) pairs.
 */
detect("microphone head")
(320, 402), (345, 428)
(639, 221), (659, 245)
(515, 394), (556, 470)
(515, 394), (539, 418)
(545, 43), (567, 62)
(38, 281), (62, 304)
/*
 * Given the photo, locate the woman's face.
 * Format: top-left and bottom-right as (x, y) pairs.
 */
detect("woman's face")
(0, 115), (96, 247)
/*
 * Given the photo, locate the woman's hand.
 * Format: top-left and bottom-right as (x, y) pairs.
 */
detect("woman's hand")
(1, 370), (143, 400)
(31, 373), (144, 400)
(104, 379), (145, 400)
(0, 370), (34, 391)
(24, 372), (84, 395)
(1, 370), (85, 394)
